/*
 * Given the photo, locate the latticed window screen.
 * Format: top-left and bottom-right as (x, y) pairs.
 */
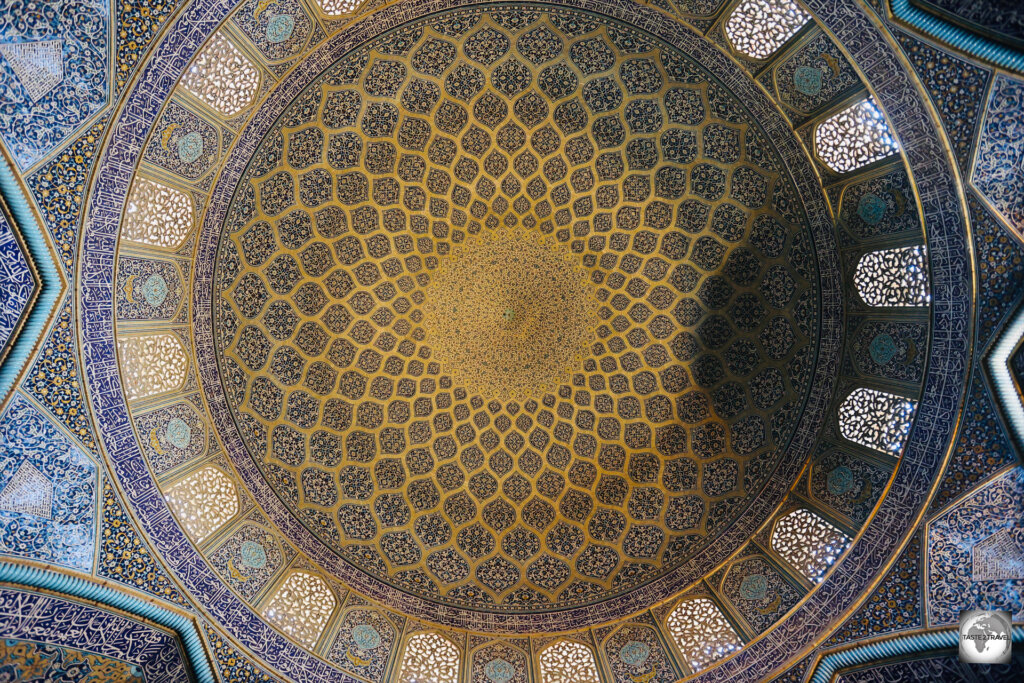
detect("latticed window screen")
(666, 598), (742, 672)
(539, 640), (601, 683)
(181, 31), (260, 116)
(854, 246), (930, 307)
(771, 509), (851, 582)
(838, 387), (917, 454)
(121, 177), (193, 248)
(815, 98), (900, 173)
(117, 334), (188, 400)
(164, 466), (238, 542)
(724, 0), (811, 59)
(262, 571), (336, 647)
(316, 0), (361, 15)
(396, 632), (461, 683)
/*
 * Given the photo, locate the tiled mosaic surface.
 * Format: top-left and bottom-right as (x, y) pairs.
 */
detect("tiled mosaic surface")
(97, 478), (191, 609)
(0, 587), (189, 682)
(26, 114), (110, 276)
(0, 0), (1005, 682)
(0, 0), (109, 169)
(826, 532), (922, 644)
(927, 466), (1024, 625)
(0, 206), (36, 362)
(0, 392), (95, 572)
(21, 296), (98, 452)
(973, 74), (1024, 235)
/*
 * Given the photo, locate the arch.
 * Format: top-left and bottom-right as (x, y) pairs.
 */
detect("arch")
(180, 31), (260, 116)
(539, 640), (601, 683)
(815, 98), (900, 173)
(121, 177), (194, 249)
(771, 509), (850, 582)
(854, 245), (930, 307)
(838, 387), (917, 454)
(163, 466), (239, 543)
(117, 333), (188, 400)
(665, 598), (742, 672)
(396, 632), (461, 683)
(724, 0), (811, 59)
(262, 570), (337, 648)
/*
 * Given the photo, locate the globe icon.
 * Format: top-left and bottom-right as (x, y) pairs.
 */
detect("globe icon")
(959, 611), (1012, 664)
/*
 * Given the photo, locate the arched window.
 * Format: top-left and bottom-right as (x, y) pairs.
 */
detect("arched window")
(724, 0), (811, 59)
(396, 632), (461, 683)
(263, 571), (337, 648)
(118, 333), (188, 400)
(164, 466), (238, 542)
(539, 640), (601, 683)
(815, 98), (899, 173)
(316, 0), (361, 15)
(665, 598), (742, 672)
(771, 509), (850, 582)
(854, 245), (929, 307)
(122, 177), (193, 249)
(838, 387), (916, 454)
(180, 31), (259, 116)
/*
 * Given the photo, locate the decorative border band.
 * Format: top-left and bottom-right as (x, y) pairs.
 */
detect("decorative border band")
(0, 150), (62, 402)
(808, 625), (1024, 682)
(0, 561), (214, 683)
(890, 0), (1024, 72)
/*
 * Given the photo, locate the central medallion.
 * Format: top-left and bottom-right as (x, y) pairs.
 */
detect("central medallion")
(423, 229), (598, 402)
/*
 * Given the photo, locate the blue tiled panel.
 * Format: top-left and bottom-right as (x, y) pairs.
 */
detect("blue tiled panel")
(927, 467), (1024, 625)
(0, 210), (35, 361)
(0, 0), (109, 169)
(973, 73), (1024, 235)
(0, 392), (96, 571)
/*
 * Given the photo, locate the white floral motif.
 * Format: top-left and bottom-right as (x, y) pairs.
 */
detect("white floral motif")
(665, 598), (741, 672)
(181, 31), (260, 116)
(164, 466), (238, 542)
(262, 571), (337, 647)
(725, 0), (811, 59)
(397, 632), (461, 683)
(815, 98), (900, 173)
(771, 509), (851, 582)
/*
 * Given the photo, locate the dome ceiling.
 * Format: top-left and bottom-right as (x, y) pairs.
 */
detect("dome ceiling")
(0, 0), (1005, 678)
(203, 5), (830, 619)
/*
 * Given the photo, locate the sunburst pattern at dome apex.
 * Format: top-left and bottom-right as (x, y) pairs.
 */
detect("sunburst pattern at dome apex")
(423, 229), (599, 401)
(211, 6), (821, 614)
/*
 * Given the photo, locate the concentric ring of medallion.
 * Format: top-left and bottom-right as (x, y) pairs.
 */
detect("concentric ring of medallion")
(208, 3), (827, 620)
